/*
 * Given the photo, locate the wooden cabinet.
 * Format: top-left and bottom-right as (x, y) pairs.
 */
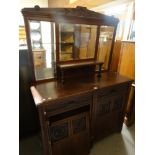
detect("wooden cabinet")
(22, 6), (119, 83)
(91, 84), (129, 141)
(49, 112), (90, 155)
(22, 6), (133, 155)
(31, 72), (132, 155)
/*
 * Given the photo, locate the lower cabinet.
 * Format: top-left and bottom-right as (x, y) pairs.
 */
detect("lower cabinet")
(48, 111), (90, 155)
(37, 83), (131, 155)
(91, 85), (129, 141)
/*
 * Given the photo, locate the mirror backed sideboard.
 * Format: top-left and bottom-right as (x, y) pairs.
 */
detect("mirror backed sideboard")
(22, 6), (133, 155)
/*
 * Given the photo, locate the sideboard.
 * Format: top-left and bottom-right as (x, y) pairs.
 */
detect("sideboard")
(31, 72), (132, 155)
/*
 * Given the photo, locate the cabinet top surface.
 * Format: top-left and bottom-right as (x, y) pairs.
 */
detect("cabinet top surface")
(31, 72), (133, 106)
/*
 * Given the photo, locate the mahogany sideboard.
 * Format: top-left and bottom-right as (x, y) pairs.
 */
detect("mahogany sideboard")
(31, 72), (133, 155)
(21, 6), (133, 155)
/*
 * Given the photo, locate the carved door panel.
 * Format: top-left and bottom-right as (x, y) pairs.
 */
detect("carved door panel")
(49, 112), (90, 155)
(50, 122), (69, 143)
(111, 93), (128, 129)
(92, 91), (127, 141)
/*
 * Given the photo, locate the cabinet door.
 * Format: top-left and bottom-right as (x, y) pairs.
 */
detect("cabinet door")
(92, 90), (127, 141)
(49, 112), (90, 155)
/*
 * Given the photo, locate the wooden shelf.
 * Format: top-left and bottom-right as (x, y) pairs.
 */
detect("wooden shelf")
(57, 61), (103, 69)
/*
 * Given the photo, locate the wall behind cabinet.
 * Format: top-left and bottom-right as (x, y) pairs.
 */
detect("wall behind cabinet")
(19, 0), (48, 26)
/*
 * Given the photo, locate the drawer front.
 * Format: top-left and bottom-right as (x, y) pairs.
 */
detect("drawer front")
(44, 93), (92, 117)
(97, 84), (129, 97)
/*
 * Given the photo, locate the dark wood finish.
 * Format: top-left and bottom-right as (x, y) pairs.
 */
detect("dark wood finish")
(50, 112), (90, 155)
(23, 17), (36, 83)
(22, 6), (119, 26)
(21, 6), (133, 155)
(57, 61), (103, 82)
(94, 25), (100, 60)
(57, 61), (103, 69)
(91, 84), (130, 141)
(31, 72), (133, 155)
(32, 72), (132, 103)
(21, 6), (119, 83)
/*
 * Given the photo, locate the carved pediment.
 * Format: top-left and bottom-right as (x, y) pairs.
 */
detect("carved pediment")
(22, 5), (117, 21)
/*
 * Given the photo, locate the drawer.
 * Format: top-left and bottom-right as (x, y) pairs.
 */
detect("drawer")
(44, 93), (92, 117)
(97, 84), (129, 97)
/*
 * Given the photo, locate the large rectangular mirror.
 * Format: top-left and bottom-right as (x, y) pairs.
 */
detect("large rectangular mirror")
(59, 23), (97, 61)
(29, 20), (56, 81)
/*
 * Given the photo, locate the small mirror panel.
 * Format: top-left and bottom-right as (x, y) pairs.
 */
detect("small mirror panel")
(29, 20), (56, 81)
(59, 23), (97, 61)
(97, 26), (114, 70)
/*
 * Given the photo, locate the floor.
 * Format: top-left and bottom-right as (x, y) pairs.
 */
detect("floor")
(19, 123), (135, 155)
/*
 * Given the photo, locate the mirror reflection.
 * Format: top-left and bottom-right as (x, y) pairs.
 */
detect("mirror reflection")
(97, 26), (114, 70)
(59, 23), (97, 61)
(29, 20), (56, 81)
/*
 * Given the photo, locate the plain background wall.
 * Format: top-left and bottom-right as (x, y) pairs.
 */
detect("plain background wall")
(19, 0), (48, 25)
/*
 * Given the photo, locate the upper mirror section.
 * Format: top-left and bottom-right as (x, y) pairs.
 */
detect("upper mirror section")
(59, 23), (97, 61)
(97, 25), (114, 70)
(29, 20), (56, 81)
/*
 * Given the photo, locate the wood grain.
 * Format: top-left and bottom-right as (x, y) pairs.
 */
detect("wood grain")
(118, 41), (135, 80)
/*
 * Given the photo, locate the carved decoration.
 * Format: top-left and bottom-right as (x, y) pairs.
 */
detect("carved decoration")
(50, 122), (69, 142)
(113, 96), (123, 110)
(98, 99), (111, 115)
(72, 117), (86, 134)
(22, 6), (119, 23)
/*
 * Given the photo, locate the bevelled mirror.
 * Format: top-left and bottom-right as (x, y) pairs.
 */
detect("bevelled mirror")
(97, 26), (114, 70)
(59, 23), (97, 61)
(29, 20), (56, 81)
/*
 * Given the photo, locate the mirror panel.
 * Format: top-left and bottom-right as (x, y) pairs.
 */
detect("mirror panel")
(29, 20), (56, 81)
(97, 26), (114, 70)
(59, 23), (74, 61)
(59, 23), (97, 61)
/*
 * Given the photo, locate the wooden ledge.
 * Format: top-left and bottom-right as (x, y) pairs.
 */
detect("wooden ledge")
(30, 86), (45, 106)
(57, 61), (103, 69)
